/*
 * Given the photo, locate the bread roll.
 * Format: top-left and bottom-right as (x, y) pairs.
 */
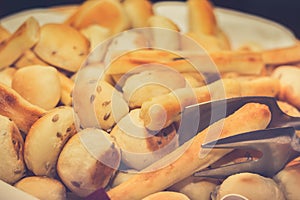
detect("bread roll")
(122, 69), (186, 108)
(33, 23), (90, 72)
(12, 65), (61, 110)
(57, 128), (121, 197)
(123, 0), (153, 28)
(184, 32), (228, 53)
(273, 163), (300, 200)
(15, 176), (66, 200)
(147, 15), (180, 50)
(142, 191), (190, 200)
(0, 17), (39, 69)
(107, 103), (271, 200)
(169, 177), (219, 200)
(0, 115), (25, 184)
(0, 25), (10, 43)
(212, 173), (285, 200)
(0, 83), (45, 133)
(80, 24), (111, 64)
(277, 101), (300, 117)
(181, 72), (205, 88)
(57, 72), (74, 106)
(14, 50), (48, 68)
(93, 80), (129, 131)
(24, 106), (76, 177)
(271, 65), (300, 109)
(110, 109), (179, 170)
(187, 0), (217, 35)
(65, 0), (130, 34)
(0, 67), (16, 87)
(111, 169), (138, 188)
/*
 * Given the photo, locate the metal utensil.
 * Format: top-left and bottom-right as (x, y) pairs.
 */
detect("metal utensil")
(194, 127), (300, 178)
(179, 96), (300, 145)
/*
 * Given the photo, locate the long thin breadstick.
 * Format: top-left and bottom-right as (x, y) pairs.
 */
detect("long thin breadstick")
(262, 43), (300, 65)
(140, 77), (279, 131)
(107, 103), (271, 200)
(106, 49), (265, 75)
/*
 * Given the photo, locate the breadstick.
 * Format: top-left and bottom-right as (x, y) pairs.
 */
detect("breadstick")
(262, 43), (300, 65)
(107, 103), (271, 200)
(141, 77), (278, 131)
(0, 83), (45, 133)
(107, 49), (265, 75)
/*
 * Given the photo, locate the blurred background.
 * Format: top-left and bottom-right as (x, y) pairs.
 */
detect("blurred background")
(0, 0), (300, 38)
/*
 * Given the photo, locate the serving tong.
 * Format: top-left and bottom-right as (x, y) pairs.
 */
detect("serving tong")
(187, 96), (300, 178)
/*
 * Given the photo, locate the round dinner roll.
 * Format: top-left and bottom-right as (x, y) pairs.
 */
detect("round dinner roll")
(271, 65), (300, 109)
(66, 0), (130, 34)
(277, 100), (300, 117)
(122, 69), (186, 108)
(212, 173), (285, 200)
(0, 115), (26, 184)
(123, 0), (153, 28)
(169, 176), (219, 200)
(24, 106), (76, 178)
(142, 191), (190, 200)
(273, 163), (300, 200)
(110, 109), (179, 170)
(33, 23), (90, 72)
(15, 176), (66, 200)
(110, 169), (138, 188)
(12, 65), (61, 110)
(57, 128), (121, 197)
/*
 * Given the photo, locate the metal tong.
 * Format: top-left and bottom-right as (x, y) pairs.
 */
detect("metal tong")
(182, 96), (300, 178)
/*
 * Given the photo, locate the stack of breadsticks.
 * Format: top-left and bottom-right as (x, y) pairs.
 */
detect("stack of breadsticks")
(0, 0), (300, 199)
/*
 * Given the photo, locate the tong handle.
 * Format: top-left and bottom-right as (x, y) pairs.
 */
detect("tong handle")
(282, 116), (300, 130)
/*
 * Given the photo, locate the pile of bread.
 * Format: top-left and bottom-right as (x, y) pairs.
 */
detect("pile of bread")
(1, 0), (300, 199)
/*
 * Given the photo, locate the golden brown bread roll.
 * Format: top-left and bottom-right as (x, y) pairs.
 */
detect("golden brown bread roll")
(24, 106), (76, 177)
(187, 0), (217, 35)
(15, 176), (66, 200)
(147, 15), (181, 50)
(0, 25), (10, 43)
(110, 109), (178, 170)
(0, 67), (16, 87)
(12, 65), (61, 110)
(65, 0), (130, 34)
(110, 169), (138, 188)
(277, 101), (300, 117)
(0, 83), (45, 133)
(93, 80), (129, 131)
(274, 163), (300, 200)
(14, 50), (48, 68)
(0, 17), (39, 69)
(107, 103), (271, 199)
(57, 128), (121, 197)
(184, 32), (229, 53)
(123, 0), (153, 28)
(57, 72), (74, 106)
(212, 173), (285, 200)
(169, 177), (219, 200)
(0, 115), (25, 184)
(33, 23), (90, 72)
(142, 191), (191, 200)
(271, 65), (300, 109)
(122, 69), (186, 108)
